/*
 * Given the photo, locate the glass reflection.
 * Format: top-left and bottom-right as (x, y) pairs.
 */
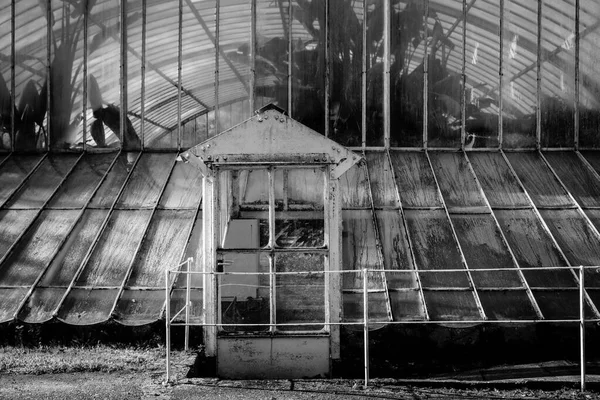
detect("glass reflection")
(579, 2), (600, 148)
(0, 2), (12, 151)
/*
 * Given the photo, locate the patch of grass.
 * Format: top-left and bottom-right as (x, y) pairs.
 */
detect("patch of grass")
(0, 345), (168, 375)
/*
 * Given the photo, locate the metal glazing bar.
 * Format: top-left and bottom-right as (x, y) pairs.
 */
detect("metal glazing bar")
(425, 150), (487, 320)
(12, 152), (122, 320)
(500, 150), (600, 318)
(46, 0), (51, 151)
(324, 0), (329, 139)
(109, 154), (179, 318)
(460, 0), (467, 150)
(462, 151), (543, 319)
(423, 0), (428, 148)
(268, 168), (276, 332)
(165, 267), (171, 382)
(385, 149), (429, 320)
(574, 0), (580, 150)
(82, 0), (89, 152)
(177, 0), (183, 151)
(535, 0), (542, 150)
(128, 111), (170, 131)
(383, 0), (390, 148)
(141, 0), (147, 149)
(121, 0), (127, 147)
(431, 0), (477, 56)
(363, 266), (369, 387)
(363, 153), (393, 321)
(250, 0), (256, 114)
(361, 0), (367, 148)
(498, 0), (504, 149)
(580, 264), (586, 392)
(52, 152), (143, 319)
(322, 168), (330, 326)
(185, 257), (192, 350)
(10, 0), (15, 152)
(215, 0), (220, 134)
(287, 0), (292, 117)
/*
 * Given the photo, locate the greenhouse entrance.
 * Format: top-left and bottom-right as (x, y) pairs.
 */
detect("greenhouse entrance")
(179, 105), (360, 378)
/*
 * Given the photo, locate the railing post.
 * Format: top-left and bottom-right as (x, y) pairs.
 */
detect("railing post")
(580, 265), (586, 392)
(185, 257), (192, 351)
(165, 268), (171, 383)
(363, 267), (369, 388)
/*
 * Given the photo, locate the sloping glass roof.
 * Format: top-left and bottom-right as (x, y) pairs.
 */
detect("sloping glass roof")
(1, 149), (600, 325)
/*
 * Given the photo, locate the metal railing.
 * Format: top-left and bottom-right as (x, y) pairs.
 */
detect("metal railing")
(165, 262), (594, 391)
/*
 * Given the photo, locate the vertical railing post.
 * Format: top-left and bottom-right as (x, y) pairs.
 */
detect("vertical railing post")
(165, 268), (171, 383)
(185, 257), (192, 351)
(580, 264), (586, 392)
(363, 267), (369, 387)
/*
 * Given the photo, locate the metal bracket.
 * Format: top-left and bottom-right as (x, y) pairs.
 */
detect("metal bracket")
(331, 155), (362, 180)
(178, 151), (210, 177)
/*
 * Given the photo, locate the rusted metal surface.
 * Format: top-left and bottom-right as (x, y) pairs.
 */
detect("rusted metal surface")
(467, 152), (530, 208)
(388, 152), (443, 208)
(544, 152), (600, 208)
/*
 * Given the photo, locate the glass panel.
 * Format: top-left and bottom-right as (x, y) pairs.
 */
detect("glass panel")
(451, 214), (523, 288)
(0, 155), (43, 206)
(375, 210), (418, 289)
(365, 152), (398, 208)
(127, 0), (143, 149)
(579, 2), (600, 148)
(465, 2), (500, 148)
(390, 1), (425, 147)
(75, 210), (153, 287)
(276, 252), (324, 330)
(0, 288), (28, 324)
(0, 1), (12, 151)
(467, 152), (529, 208)
(170, 288), (204, 323)
(0, 210), (79, 286)
(87, 0), (123, 148)
(389, 151), (442, 208)
(275, 219), (324, 248)
(175, 214), (203, 289)
(540, 0), (575, 148)
(429, 152), (487, 209)
(504, 152), (574, 208)
(88, 152), (139, 208)
(127, 210), (196, 288)
(145, 0), (179, 148)
(17, 287), (64, 324)
(540, 209), (600, 287)
(339, 163), (370, 208)
(405, 210), (470, 288)
(0, 209), (38, 260)
(48, 153), (117, 209)
(427, 0), (462, 148)
(39, 210), (109, 287)
(342, 290), (390, 322)
(290, 0), (325, 134)
(544, 152), (600, 208)
(115, 153), (175, 208)
(181, 1), (216, 148)
(114, 289), (167, 325)
(14, 0), (47, 151)
(502, 0), (538, 149)
(255, 0), (289, 112)
(219, 251), (270, 332)
(495, 209), (576, 288)
(5, 154), (79, 209)
(389, 290), (426, 320)
(57, 288), (118, 325)
(533, 290), (594, 320)
(49, 2), (85, 150)
(478, 290), (538, 320)
(218, 1), (251, 132)
(328, 0), (363, 147)
(159, 161), (203, 209)
(422, 290), (481, 321)
(287, 168), (324, 209)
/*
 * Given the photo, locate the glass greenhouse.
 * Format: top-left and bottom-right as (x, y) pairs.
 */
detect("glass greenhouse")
(1, 0), (600, 379)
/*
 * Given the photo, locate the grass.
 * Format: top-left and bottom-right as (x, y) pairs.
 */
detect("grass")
(0, 345), (168, 375)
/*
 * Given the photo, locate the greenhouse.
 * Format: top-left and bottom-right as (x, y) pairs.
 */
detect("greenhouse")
(1, 0), (600, 380)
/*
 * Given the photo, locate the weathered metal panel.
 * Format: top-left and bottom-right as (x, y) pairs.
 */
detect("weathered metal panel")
(217, 336), (330, 379)
(116, 153), (175, 208)
(40, 210), (110, 287)
(339, 163), (370, 208)
(0, 288), (28, 323)
(422, 290), (481, 321)
(0, 155), (43, 205)
(478, 291), (538, 320)
(495, 209), (576, 288)
(375, 210), (417, 289)
(88, 152), (140, 209)
(539, 209), (600, 287)
(0, 210), (38, 260)
(544, 152), (600, 208)
(57, 288), (118, 325)
(18, 287), (64, 324)
(365, 152), (399, 207)
(504, 152), (574, 208)
(467, 152), (530, 208)
(450, 214), (523, 288)
(0, 210), (80, 286)
(5, 155), (80, 209)
(158, 161), (203, 209)
(429, 152), (487, 209)
(389, 152), (442, 208)
(48, 153), (118, 209)
(76, 210), (153, 287)
(404, 210), (470, 288)
(127, 210), (196, 287)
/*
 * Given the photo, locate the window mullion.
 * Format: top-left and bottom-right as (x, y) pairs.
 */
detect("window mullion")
(268, 167), (276, 332)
